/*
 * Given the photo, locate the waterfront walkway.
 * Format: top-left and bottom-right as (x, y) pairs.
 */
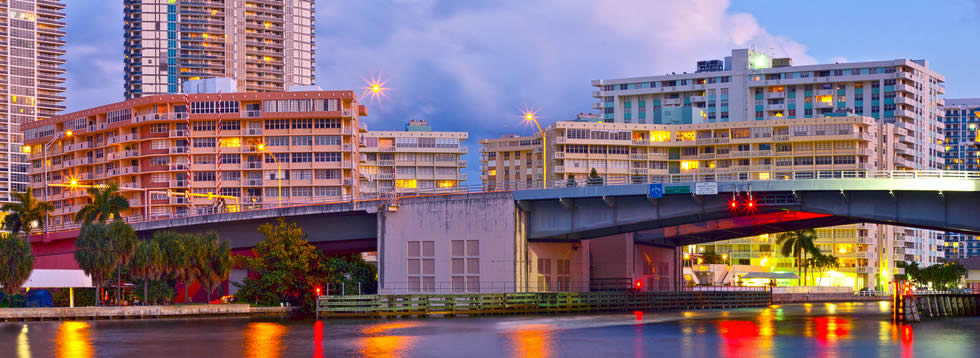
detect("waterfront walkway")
(0, 304), (295, 321)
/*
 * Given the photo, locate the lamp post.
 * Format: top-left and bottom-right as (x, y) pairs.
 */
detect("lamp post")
(256, 144), (281, 206)
(523, 112), (546, 188)
(35, 130), (71, 236)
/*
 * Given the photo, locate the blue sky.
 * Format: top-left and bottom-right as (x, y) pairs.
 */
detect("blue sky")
(63, 0), (980, 183)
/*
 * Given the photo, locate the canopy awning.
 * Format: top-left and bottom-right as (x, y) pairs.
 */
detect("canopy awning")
(14, 270), (93, 288)
(741, 272), (800, 280)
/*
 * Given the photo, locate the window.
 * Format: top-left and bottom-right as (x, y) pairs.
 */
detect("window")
(220, 154), (240, 164)
(794, 157), (814, 165)
(193, 138), (216, 148)
(815, 156), (833, 165)
(220, 120), (241, 131)
(292, 169), (313, 180)
(193, 171), (216, 182)
(292, 187), (313, 197)
(315, 135), (341, 146)
(407, 241), (435, 293)
(315, 152), (341, 162)
(292, 119), (312, 129)
(192, 121), (216, 131)
(315, 186), (342, 197)
(537, 258), (551, 292)
(264, 119), (289, 130)
(266, 136), (289, 146)
(190, 101), (239, 114)
(315, 169), (341, 179)
(314, 119), (341, 128)
(451, 240), (480, 293)
(291, 152), (312, 163)
(292, 135), (313, 146)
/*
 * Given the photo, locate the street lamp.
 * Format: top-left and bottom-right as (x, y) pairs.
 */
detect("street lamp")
(33, 130), (72, 236)
(256, 143), (282, 206)
(523, 111), (547, 188)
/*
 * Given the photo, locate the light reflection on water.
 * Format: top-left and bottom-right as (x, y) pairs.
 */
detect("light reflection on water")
(54, 321), (92, 358)
(2, 302), (980, 357)
(242, 322), (287, 358)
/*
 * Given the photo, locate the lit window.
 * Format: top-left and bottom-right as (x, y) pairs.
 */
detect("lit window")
(488, 169), (496, 176)
(680, 160), (699, 170)
(817, 95), (833, 103)
(437, 180), (456, 188)
(395, 179), (417, 188)
(650, 131), (671, 142)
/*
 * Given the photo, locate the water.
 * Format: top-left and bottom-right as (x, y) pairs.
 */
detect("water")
(2, 302), (979, 357)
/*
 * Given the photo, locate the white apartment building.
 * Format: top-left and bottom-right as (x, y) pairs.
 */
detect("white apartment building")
(591, 48), (946, 268)
(0, 0), (67, 201)
(359, 120), (468, 195)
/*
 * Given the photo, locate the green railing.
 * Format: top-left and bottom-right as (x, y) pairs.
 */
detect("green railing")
(316, 290), (770, 318)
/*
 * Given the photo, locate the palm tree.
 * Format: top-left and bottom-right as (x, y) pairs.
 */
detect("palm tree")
(107, 221), (137, 305)
(0, 233), (33, 307)
(195, 233), (232, 303)
(1, 190), (54, 249)
(155, 231), (190, 303)
(75, 183), (130, 225)
(74, 223), (116, 306)
(811, 254), (840, 286)
(776, 229), (817, 286)
(130, 240), (163, 305)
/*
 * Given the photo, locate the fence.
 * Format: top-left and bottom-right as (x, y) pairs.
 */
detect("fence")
(317, 290), (771, 318)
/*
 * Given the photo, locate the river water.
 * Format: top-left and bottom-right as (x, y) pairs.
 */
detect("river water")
(1, 301), (978, 357)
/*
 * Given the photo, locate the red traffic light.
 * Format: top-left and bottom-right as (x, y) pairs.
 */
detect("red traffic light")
(635, 280), (643, 288)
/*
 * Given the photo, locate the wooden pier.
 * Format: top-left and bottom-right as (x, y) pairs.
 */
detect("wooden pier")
(895, 294), (980, 322)
(317, 290), (770, 318)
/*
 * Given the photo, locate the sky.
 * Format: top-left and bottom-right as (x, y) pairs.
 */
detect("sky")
(63, 0), (980, 183)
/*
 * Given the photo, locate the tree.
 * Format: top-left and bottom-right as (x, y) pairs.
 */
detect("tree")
(234, 218), (321, 308)
(130, 240), (163, 305)
(194, 233), (232, 303)
(108, 221), (137, 305)
(776, 229), (817, 286)
(1, 190), (54, 249)
(811, 254), (840, 286)
(155, 231), (190, 303)
(588, 168), (603, 185)
(74, 183), (130, 225)
(701, 252), (725, 265)
(74, 223), (116, 306)
(0, 233), (33, 307)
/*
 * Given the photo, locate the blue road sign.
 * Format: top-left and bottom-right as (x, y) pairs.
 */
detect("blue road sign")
(648, 183), (663, 199)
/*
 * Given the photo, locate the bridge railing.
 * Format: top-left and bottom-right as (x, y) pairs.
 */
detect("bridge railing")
(35, 170), (980, 236)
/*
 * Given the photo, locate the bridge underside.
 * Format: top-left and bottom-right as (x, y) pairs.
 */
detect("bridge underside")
(521, 185), (980, 245)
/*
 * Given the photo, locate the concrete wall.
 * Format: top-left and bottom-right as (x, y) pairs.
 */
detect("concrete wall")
(634, 244), (677, 291)
(378, 192), (520, 294)
(528, 242), (590, 292)
(588, 234), (678, 291)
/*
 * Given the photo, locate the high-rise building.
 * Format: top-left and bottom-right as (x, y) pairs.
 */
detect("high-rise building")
(479, 117), (922, 289)
(591, 48), (947, 268)
(123, 0), (316, 99)
(21, 92), (468, 228)
(0, 0), (67, 201)
(941, 98), (980, 259)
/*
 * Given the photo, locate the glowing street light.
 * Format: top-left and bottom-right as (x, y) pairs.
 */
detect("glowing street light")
(523, 110), (547, 188)
(359, 74), (388, 102)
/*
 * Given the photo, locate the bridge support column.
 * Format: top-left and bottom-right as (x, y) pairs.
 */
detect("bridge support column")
(674, 246), (683, 291)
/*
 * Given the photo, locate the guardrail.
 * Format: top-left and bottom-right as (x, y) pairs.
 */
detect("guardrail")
(35, 170), (980, 235)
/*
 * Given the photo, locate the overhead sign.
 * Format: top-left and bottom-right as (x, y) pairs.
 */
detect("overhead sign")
(648, 184), (663, 199)
(665, 185), (691, 195)
(695, 182), (719, 195)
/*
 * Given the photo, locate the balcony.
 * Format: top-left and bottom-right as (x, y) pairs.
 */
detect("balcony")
(457, 160), (467, 168)
(241, 110), (262, 118)
(170, 147), (189, 154)
(689, 96), (706, 102)
(245, 128), (264, 136)
(766, 92), (785, 99)
(894, 84), (915, 93)
(894, 109), (916, 118)
(766, 103), (785, 111)
(170, 130), (189, 137)
(170, 163), (188, 171)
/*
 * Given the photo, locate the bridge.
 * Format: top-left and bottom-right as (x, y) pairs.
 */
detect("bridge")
(28, 170), (980, 294)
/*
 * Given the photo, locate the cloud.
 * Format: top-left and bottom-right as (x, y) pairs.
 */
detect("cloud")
(313, 0), (814, 180)
(63, 1), (124, 112)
